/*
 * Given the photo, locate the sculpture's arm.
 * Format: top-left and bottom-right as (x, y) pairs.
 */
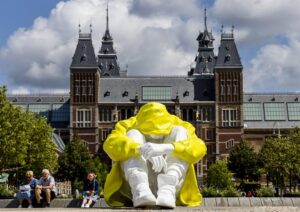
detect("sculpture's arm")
(171, 121), (207, 164)
(103, 117), (141, 162)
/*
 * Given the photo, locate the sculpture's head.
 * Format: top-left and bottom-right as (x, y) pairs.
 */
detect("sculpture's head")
(134, 102), (174, 135)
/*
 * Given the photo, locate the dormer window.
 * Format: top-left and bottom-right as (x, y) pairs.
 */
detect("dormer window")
(80, 54), (87, 62)
(109, 63), (115, 69)
(122, 91), (129, 97)
(104, 91), (110, 97)
(225, 54), (231, 62)
(183, 91), (189, 97)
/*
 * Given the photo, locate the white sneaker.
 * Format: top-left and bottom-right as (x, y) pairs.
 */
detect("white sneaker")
(17, 205), (22, 208)
(28, 205), (32, 208)
(156, 174), (177, 208)
(81, 204), (85, 208)
(84, 204), (90, 208)
(132, 183), (156, 207)
(156, 188), (176, 208)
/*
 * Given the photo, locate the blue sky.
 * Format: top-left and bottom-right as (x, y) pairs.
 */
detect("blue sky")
(0, 0), (60, 87)
(0, 0), (300, 94)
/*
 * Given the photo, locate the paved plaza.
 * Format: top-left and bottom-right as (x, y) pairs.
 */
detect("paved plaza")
(0, 198), (300, 211)
(0, 207), (300, 212)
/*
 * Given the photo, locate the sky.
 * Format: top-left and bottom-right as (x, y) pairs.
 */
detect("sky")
(0, 0), (300, 94)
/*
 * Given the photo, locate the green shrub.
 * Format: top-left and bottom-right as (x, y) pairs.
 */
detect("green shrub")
(202, 187), (222, 197)
(283, 191), (300, 197)
(0, 184), (15, 196)
(256, 186), (274, 197)
(222, 187), (241, 197)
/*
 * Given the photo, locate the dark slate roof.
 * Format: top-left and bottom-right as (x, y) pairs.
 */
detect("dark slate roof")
(7, 94), (70, 103)
(98, 76), (215, 103)
(243, 93), (300, 129)
(70, 33), (97, 68)
(215, 33), (242, 68)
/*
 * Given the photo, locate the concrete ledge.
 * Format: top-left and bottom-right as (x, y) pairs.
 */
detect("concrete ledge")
(0, 207), (300, 212)
(1, 198), (300, 208)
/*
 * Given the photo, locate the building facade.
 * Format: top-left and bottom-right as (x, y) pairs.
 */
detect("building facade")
(8, 10), (300, 182)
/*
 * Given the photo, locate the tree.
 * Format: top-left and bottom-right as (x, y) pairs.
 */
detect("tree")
(56, 136), (91, 188)
(207, 160), (233, 190)
(0, 86), (58, 176)
(228, 140), (261, 182)
(259, 135), (300, 195)
(56, 136), (109, 193)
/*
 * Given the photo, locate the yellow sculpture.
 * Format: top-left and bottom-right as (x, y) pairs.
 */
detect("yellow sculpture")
(103, 102), (207, 208)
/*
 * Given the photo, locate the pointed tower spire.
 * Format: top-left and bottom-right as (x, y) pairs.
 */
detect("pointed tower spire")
(98, 1), (120, 77)
(106, 1), (109, 32)
(189, 8), (215, 76)
(204, 8), (208, 32)
(103, 0), (112, 41)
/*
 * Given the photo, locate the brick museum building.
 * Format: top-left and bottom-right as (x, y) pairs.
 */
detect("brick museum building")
(8, 10), (300, 182)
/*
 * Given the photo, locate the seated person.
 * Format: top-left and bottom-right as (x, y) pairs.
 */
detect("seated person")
(16, 171), (38, 208)
(35, 169), (57, 207)
(81, 172), (99, 208)
(103, 102), (207, 208)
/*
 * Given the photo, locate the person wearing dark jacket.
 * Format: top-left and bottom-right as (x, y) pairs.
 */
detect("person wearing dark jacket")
(81, 173), (99, 208)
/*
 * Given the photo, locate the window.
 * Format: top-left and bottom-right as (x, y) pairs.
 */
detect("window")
(205, 128), (213, 140)
(52, 103), (70, 122)
(233, 80), (238, 95)
(287, 103), (300, 121)
(200, 106), (214, 122)
(28, 104), (51, 119)
(221, 80), (225, 95)
(264, 103), (285, 121)
(181, 108), (196, 122)
(227, 80), (231, 95)
(75, 80), (80, 95)
(243, 103), (262, 121)
(82, 80), (87, 95)
(76, 109), (92, 127)
(119, 108), (133, 120)
(101, 128), (112, 141)
(88, 80), (93, 95)
(226, 139), (234, 149)
(196, 162), (202, 177)
(222, 108), (238, 127)
(142, 86), (172, 100)
(99, 107), (112, 122)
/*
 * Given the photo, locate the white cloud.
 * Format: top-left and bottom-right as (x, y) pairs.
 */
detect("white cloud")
(1, 0), (300, 93)
(212, 0), (300, 92)
(245, 41), (300, 92)
(0, 0), (206, 93)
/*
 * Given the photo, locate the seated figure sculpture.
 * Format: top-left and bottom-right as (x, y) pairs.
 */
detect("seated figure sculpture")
(103, 102), (207, 208)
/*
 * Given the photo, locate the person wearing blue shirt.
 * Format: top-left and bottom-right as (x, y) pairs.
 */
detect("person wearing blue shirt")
(81, 173), (99, 208)
(16, 171), (38, 208)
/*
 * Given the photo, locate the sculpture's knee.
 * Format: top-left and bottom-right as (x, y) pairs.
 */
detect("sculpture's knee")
(122, 157), (148, 180)
(166, 156), (188, 181)
(165, 126), (188, 143)
(126, 129), (145, 144)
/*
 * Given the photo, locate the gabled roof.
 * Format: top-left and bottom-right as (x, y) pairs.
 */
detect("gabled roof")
(70, 33), (97, 69)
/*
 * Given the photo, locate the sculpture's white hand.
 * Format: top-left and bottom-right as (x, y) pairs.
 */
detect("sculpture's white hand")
(148, 156), (167, 173)
(139, 143), (174, 159)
